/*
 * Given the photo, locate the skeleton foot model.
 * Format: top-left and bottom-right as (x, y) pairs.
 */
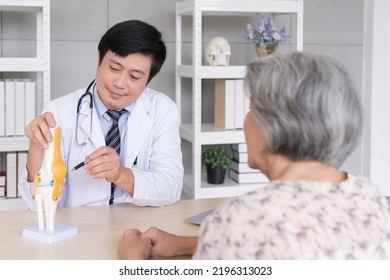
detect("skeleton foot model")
(23, 126), (77, 243)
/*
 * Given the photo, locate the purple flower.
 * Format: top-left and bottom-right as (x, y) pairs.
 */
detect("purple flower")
(264, 18), (274, 32)
(245, 17), (289, 46)
(279, 26), (289, 43)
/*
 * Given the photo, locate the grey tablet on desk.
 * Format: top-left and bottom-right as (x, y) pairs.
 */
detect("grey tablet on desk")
(185, 209), (214, 225)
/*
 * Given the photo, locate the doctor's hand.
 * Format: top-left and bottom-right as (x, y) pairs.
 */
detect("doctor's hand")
(25, 112), (57, 150)
(84, 146), (122, 183)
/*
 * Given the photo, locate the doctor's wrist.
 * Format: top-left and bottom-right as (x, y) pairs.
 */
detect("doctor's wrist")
(107, 168), (121, 184)
(107, 167), (134, 195)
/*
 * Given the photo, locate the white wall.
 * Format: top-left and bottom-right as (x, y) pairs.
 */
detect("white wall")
(362, 0), (390, 196)
(1, 0), (375, 187)
(300, 0), (365, 176)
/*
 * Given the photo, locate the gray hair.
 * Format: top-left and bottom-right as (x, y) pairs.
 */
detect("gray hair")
(244, 52), (363, 168)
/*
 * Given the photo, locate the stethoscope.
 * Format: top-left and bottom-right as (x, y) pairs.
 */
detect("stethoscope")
(75, 79), (138, 165)
(76, 79), (95, 145)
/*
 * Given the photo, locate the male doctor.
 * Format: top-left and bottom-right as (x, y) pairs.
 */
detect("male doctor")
(18, 20), (183, 209)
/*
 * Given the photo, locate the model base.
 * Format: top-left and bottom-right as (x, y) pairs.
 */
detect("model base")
(22, 223), (78, 244)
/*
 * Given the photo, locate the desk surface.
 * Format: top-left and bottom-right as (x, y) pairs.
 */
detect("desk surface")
(0, 198), (227, 260)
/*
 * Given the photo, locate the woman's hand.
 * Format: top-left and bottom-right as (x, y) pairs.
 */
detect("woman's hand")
(141, 227), (198, 258)
(118, 229), (152, 260)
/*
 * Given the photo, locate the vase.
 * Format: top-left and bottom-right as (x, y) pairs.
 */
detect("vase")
(255, 44), (278, 57)
(205, 166), (226, 184)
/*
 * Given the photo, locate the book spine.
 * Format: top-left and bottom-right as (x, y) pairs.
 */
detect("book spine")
(25, 81), (37, 126)
(231, 159), (259, 173)
(215, 79), (235, 130)
(17, 152), (28, 198)
(234, 79), (244, 129)
(0, 81), (5, 136)
(15, 80), (25, 136)
(231, 143), (247, 152)
(6, 152), (17, 198)
(0, 171), (6, 197)
(229, 169), (268, 184)
(0, 171), (5, 187)
(232, 151), (248, 162)
(244, 87), (251, 118)
(5, 80), (15, 136)
(225, 80), (235, 129)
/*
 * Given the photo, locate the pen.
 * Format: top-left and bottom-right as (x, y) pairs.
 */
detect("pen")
(71, 159), (89, 172)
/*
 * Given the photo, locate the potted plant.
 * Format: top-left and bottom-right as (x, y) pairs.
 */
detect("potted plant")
(201, 147), (232, 184)
(245, 17), (289, 57)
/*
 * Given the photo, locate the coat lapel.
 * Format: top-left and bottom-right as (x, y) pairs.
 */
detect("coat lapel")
(78, 89), (153, 159)
(124, 92), (153, 165)
(78, 102), (105, 149)
(90, 108), (106, 148)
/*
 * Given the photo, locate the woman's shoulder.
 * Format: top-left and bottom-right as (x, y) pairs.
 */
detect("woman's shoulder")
(209, 174), (383, 221)
(208, 185), (276, 223)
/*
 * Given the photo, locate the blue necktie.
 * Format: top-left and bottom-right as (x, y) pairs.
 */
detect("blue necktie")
(105, 110), (125, 205)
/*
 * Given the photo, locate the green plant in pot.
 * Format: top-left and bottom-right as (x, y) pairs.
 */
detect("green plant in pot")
(201, 147), (232, 184)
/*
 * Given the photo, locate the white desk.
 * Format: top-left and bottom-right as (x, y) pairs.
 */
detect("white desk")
(0, 198), (227, 259)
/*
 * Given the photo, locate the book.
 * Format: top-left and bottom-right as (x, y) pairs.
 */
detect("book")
(0, 80), (4, 136)
(244, 88), (251, 117)
(25, 80), (37, 126)
(0, 169), (5, 197)
(6, 152), (17, 198)
(229, 169), (269, 184)
(232, 150), (248, 163)
(0, 171), (6, 188)
(231, 143), (247, 153)
(17, 152), (28, 197)
(5, 80), (15, 136)
(15, 80), (25, 136)
(231, 159), (259, 173)
(214, 79), (235, 130)
(234, 79), (244, 129)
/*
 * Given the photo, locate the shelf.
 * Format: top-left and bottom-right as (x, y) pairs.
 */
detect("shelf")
(180, 123), (245, 144)
(177, 0), (302, 16)
(0, 198), (28, 211)
(0, 58), (48, 72)
(0, 0), (45, 11)
(176, 0), (303, 199)
(177, 65), (246, 79)
(0, 0), (49, 210)
(0, 137), (30, 152)
(183, 173), (267, 199)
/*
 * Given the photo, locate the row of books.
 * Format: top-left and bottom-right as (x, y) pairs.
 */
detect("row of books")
(0, 152), (27, 198)
(0, 79), (37, 137)
(0, 171), (5, 197)
(229, 143), (269, 184)
(214, 79), (250, 130)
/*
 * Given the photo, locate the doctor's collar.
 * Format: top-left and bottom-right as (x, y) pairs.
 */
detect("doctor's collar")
(93, 88), (134, 121)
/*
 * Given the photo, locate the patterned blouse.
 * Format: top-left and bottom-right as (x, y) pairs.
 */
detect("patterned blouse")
(193, 174), (390, 259)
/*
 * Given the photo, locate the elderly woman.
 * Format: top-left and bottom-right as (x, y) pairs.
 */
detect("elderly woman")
(118, 52), (390, 260)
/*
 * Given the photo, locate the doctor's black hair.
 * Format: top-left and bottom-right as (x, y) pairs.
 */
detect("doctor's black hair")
(98, 20), (166, 84)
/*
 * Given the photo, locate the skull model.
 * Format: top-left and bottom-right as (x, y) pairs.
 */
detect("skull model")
(205, 37), (231, 66)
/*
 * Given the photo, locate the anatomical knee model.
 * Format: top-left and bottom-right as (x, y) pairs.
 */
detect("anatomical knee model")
(32, 126), (67, 231)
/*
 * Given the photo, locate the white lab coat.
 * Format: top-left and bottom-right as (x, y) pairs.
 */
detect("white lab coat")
(18, 85), (184, 210)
